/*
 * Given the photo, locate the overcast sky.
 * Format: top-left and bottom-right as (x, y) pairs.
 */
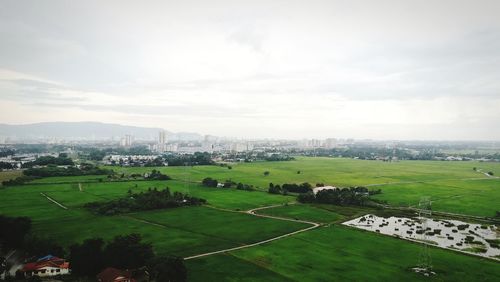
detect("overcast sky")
(1, 0), (499, 140)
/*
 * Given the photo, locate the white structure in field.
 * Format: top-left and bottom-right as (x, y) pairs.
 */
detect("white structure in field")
(313, 186), (338, 195)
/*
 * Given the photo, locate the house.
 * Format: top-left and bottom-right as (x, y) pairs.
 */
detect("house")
(97, 267), (136, 282)
(21, 255), (70, 278)
(312, 186), (338, 195)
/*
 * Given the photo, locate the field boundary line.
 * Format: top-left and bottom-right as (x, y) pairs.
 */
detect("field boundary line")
(184, 204), (320, 260)
(40, 192), (68, 210)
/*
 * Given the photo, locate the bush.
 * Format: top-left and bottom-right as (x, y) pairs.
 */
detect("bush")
(268, 183), (282, 194)
(202, 177), (218, 187)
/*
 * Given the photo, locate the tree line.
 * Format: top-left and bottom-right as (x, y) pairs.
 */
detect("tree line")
(297, 187), (381, 206)
(22, 154), (74, 168)
(268, 182), (313, 194)
(1, 163), (112, 186)
(84, 187), (206, 215)
(201, 177), (255, 191)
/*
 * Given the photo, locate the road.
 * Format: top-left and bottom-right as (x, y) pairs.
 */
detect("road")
(183, 204), (320, 260)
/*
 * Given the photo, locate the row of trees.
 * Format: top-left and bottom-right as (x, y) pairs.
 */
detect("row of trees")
(22, 154), (74, 168)
(163, 152), (214, 166)
(297, 187), (379, 206)
(85, 187), (206, 215)
(268, 182), (313, 194)
(201, 177), (255, 191)
(23, 163), (112, 178)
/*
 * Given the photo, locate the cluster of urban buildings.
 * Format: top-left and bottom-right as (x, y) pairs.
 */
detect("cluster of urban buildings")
(116, 130), (352, 154)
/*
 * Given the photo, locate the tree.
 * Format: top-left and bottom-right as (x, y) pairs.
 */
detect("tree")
(89, 150), (106, 161)
(268, 184), (282, 194)
(202, 177), (218, 187)
(69, 238), (105, 276)
(148, 256), (187, 282)
(263, 171), (270, 176)
(105, 234), (154, 270)
(23, 235), (65, 258)
(0, 216), (32, 248)
(0, 161), (14, 170)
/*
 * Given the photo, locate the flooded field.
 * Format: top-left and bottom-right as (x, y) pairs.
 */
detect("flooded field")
(343, 214), (500, 260)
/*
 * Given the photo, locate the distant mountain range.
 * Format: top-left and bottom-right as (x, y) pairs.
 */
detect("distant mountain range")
(0, 122), (203, 141)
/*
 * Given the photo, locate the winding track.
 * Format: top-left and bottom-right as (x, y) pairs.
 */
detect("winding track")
(183, 204), (321, 260)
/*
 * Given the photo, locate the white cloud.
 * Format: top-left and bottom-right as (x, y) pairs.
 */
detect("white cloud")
(0, 0), (500, 140)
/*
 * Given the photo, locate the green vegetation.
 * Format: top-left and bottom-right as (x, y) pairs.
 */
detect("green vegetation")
(108, 157), (500, 217)
(84, 188), (206, 215)
(257, 204), (342, 223)
(24, 163), (112, 177)
(1, 157), (499, 281)
(22, 154), (74, 168)
(297, 187), (380, 206)
(187, 225), (500, 282)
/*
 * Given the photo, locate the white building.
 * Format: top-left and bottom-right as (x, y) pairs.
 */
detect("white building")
(21, 255), (70, 278)
(313, 186), (338, 195)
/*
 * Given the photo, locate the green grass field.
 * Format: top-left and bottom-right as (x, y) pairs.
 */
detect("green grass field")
(0, 180), (305, 257)
(257, 204), (343, 223)
(188, 225), (500, 281)
(107, 157), (500, 217)
(108, 157), (499, 186)
(1, 157), (499, 281)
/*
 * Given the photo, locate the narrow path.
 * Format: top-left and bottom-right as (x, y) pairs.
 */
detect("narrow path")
(184, 204), (320, 260)
(40, 192), (68, 210)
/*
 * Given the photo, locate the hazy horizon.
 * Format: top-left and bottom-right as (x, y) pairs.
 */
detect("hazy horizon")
(1, 0), (500, 140)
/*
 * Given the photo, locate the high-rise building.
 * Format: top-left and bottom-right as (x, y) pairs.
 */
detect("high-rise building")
(159, 130), (168, 144)
(156, 130), (168, 152)
(120, 134), (134, 147)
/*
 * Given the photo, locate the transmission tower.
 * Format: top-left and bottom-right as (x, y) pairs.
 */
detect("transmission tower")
(415, 196), (434, 276)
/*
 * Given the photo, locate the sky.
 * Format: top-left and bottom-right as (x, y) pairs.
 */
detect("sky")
(1, 0), (500, 140)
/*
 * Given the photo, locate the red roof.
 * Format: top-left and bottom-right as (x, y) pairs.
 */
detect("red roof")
(22, 256), (70, 272)
(97, 267), (136, 282)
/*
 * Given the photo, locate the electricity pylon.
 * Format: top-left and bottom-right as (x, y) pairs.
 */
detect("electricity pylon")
(416, 197), (433, 276)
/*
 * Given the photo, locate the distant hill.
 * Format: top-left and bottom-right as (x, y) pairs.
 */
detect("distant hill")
(0, 122), (203, 141)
